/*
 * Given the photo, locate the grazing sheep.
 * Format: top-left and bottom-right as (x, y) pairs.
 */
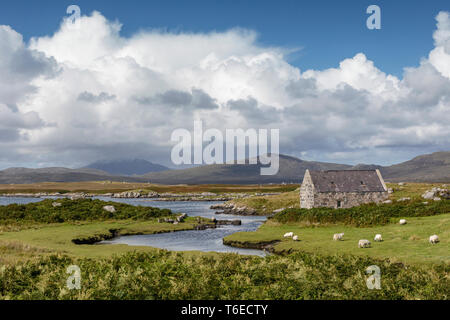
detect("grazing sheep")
(399, 219), (407, 225)
(284, 232), (294, 238)
(429, 235), (440, 244)
(333, 233), (344, 241)
(374, 234), (383, 242)
(293, 235), (299, 241)
(358, 239), (371, 248)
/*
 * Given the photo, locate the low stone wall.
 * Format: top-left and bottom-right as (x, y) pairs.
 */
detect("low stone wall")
(312, 191), (389, 209)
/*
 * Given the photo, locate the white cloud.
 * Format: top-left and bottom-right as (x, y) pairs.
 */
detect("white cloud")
(0, 10), (449, 168)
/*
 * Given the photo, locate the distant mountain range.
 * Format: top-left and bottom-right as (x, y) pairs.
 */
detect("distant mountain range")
(0, 167), (146, 184)
(141, 155), (352, 184)
(83, 159), (170, 176)
(141, 152), (450, 184)
(0, 152), (449, 184)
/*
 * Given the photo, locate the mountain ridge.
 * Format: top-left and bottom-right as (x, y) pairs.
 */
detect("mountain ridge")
(82, 159), (170, 176)
(0, 152), (448, 184)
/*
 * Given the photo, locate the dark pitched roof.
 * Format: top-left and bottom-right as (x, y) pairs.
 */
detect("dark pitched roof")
(308, 170), (386, 193)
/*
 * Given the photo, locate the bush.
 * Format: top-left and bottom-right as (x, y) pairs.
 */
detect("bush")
(0, 199), (173, 226)
(272, 199), (450, 226)
(0, 251), (447, 300)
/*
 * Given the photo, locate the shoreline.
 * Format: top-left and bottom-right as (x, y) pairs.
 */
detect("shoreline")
(0, 192), (277, 202)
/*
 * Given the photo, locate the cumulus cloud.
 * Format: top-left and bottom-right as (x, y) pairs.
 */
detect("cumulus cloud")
(0, 10), (449, 168)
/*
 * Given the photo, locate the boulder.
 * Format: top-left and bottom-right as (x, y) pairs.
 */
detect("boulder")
(103, 205), (116, 213)
(422, 187), (449, 200)
(422, 191), (435, 200)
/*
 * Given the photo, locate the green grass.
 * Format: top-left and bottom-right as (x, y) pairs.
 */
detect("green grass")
(387, 182), (446, 200)
(0, 191), (449, 300)
(226, 190), (300, 215)
(224, 213), (450, 265)
(0, 217), (213, 265)
(0, 199), (215, 264)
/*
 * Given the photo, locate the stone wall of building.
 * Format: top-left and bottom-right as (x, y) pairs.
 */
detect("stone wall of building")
(300, 171), (315, 209)
(312, 191), (389, 209)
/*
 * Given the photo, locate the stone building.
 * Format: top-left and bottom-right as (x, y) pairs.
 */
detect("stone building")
(300, 169), (388, 209)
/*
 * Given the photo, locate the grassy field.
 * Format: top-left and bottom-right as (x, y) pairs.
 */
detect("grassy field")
(224, 213), (450, 265)
(225, 184), (450, 265)
(229, 190), (301, 214)
(0, 183), (448, 300)
(0, 181), (298, 194)
(0, 199), (214, 265)
(0, 219), (211, 265)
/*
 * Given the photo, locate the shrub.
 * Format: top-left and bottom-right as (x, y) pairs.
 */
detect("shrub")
(0, 251), (447, 300)
(0, 199), (173, 226)
(272, 199), (450, 226)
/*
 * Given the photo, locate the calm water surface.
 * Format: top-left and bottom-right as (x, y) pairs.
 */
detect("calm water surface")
(1, 197), (267, 256)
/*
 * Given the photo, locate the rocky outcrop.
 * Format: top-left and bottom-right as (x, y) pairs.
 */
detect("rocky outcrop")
(194, 223), (217, 230)
(211, 203), (258, 215)
(422, 187), (449, 200)
(223, 239), (280, 252)
(216, 219), (242, 226)
(112, 190), (158, 198)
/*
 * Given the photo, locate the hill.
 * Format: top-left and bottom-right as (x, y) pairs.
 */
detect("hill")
(83, 159), (169, 176)
(0, 167), (146, 184)
(380, 151), (450, 182)
(0, 152), (448, 184)
(142, 152), (450, 184)
(142, 154), (352, 184)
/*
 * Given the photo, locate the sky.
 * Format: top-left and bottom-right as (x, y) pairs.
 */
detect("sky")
(0, 0), (449, 169)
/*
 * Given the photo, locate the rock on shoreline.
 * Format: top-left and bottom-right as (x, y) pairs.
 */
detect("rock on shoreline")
(211, 203), (258, 215)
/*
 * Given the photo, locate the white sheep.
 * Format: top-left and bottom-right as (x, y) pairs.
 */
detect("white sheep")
(429, 235), (440, 244)
(399, 219), (407, 225)
(283, 232), (294, 238)
(293, 235), (299, 241)
(333, 233), (344, 241)
(374, 234), (383, 242)
(358, 239), (371, 248)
